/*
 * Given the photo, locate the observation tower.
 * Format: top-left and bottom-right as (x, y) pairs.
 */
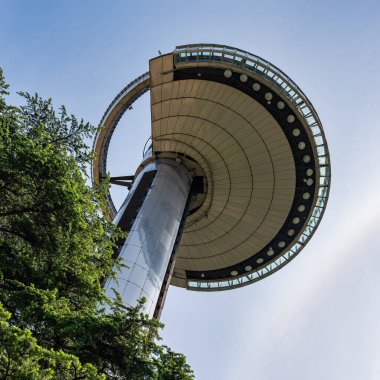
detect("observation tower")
(92, 44), (331, 319)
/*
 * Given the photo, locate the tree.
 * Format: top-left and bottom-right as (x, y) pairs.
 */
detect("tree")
(0, 303), (104, 380)
(0, 68), (194, 380)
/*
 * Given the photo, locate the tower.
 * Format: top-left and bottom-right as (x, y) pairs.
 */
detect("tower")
(92, 44), (331, 318)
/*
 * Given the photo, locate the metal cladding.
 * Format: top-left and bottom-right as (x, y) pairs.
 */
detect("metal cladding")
(93, 44), (331, 293)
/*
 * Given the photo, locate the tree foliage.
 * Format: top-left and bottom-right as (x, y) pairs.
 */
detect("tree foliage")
(0, 303), (104, 380)
(0, 68), (194, 379)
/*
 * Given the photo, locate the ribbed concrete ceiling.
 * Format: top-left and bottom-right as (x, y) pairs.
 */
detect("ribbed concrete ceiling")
(150, 59), (296, 286)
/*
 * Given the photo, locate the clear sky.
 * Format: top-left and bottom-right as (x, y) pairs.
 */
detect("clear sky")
(2, 1), (380, 379)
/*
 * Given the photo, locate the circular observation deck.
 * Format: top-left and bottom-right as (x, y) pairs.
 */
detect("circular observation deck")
(93, 44), (331, 291)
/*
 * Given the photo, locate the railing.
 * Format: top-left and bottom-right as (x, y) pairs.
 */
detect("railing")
(143, 136), (153, 159)
(92, 73), (150, 218)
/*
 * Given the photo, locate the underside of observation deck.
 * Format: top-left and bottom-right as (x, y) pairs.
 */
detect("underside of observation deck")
(92, 44), (330, 292)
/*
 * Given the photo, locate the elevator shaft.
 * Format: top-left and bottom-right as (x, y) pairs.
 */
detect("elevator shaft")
(104, 159), (192, 317)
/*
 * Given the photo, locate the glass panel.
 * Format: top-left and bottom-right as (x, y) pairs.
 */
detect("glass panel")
(277, 257), (286, 265)
(309, 217), (318, 227)
(314, 135), (324, 146)
(293, 242), (302, 251)
(257, 65), (265, 72)
(300, 106), (310, 116)
(317, 145), (326, 156)
(241, 276), (249, 283)
(318, 186), (328, 197)
(306, 115), (316, 125)
(122, 283), (143, 307)
(129, 265), (148, 288)
(199, 53), (210, 61)
(311, 125), (321, 135)
(320, 166), (328, 176)
(244, 60), (254, 70)
(312, 207), (322, 218)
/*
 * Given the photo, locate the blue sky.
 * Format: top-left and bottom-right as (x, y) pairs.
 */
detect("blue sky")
(2, 1), (380, 379)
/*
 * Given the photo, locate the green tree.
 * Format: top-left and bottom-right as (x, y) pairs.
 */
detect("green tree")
(0, 303), (104, 380)
(0, 68), (194, 380)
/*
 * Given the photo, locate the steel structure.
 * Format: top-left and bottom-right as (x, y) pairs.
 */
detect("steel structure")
(92, 44), (331, 318)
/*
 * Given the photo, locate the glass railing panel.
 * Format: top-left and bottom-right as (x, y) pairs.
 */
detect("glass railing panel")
(306, 115), (316, 125)
(320, 186), (328, 197)
(293, 242), (302, 251)
(244, 61), (255, 71)
(309, 216), (319, 226)
(240, 276), (249, 284)
(317, 145), (326, 156)
(317, 197), (326, 208)
(302, 227), (311, 236)
(312, 207), (322, 218)
(276, 257), (286, 265)
(314, 135), (324, 146)
(311, 125), (321, 135)
(249, 272), (259, 280)
(258, 268), (267, 276)
(257, 65), (265, 72)
(320, 166), (329, 176)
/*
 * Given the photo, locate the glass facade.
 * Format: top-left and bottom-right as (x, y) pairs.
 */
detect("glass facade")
(104, 159), (192, 316)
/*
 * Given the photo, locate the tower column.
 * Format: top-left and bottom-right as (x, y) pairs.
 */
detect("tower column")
(104, 159), (192, 317)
